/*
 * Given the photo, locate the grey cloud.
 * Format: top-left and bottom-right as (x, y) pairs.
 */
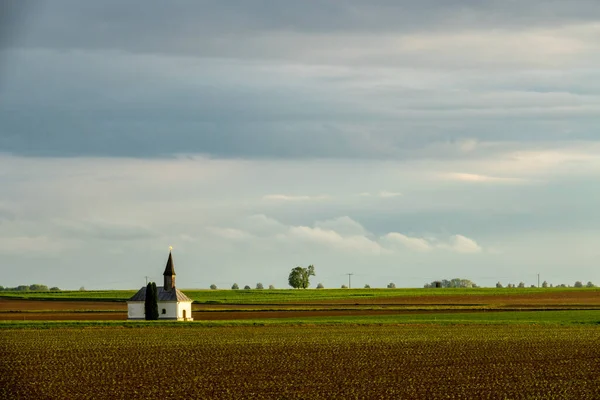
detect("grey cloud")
(2, 47), (600, 159)
(0, 2), (31, 53)
(0, 207), (15, 224)
(1, 2), (599, 159)
(3, 2), (600, 77)
(6, 1), (600, 56)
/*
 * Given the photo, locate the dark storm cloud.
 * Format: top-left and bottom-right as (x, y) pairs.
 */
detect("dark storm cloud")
(0, 2), (29, 47)
(6, 1), (600, 54)
(0, 2), (32, 76)
(1, 1), (599, 158)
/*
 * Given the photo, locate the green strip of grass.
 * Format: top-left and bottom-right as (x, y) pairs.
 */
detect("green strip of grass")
(2, 310), (599, 329)
(2, 287), (598, 304)
(0, 291), (136, 302)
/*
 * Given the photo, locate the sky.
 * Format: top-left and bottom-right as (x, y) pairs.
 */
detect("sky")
(1, 1), (599, 290)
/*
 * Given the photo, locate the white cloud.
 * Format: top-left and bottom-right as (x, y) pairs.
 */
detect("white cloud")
(441, 173), (528, 184)
(443, 235), (483, 254)
(382, 232), (433, 252)
(206, 227), (251, 240)
(206, 215), (383, 254)
(505, 148), (600, 175)
(288, 226), (384, 255)
(205, 212), (486, 256)
(314, 216), (368, 236)
(263, 194), (330, 201)
(378, 191), (403, 198)
(382, 232), (483, 254)
(420, 142), (600, 188)
(356, 191), (402, 198)
(242, 214), (288, 236)
(459, 139), (479, 153)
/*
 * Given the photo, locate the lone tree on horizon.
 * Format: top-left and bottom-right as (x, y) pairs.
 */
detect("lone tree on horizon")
(288, 265), (315, 289)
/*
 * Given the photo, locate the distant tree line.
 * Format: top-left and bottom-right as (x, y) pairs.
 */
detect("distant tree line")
(206, 267), (597, 291)
(215, 283), (276, 290)
(497, 281), (595, 288)
(0, 284), (60, 292)
(424, 279), (477, 288)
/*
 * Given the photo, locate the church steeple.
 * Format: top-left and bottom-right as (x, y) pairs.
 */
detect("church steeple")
(163, 247), (176, 290)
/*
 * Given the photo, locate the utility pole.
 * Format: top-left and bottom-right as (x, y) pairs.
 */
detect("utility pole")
(346, 273), (354, 289)
(145, 276), (150, 285)
(537, 273), (540, 288)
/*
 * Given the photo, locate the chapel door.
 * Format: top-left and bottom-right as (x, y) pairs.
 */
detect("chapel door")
(183, 309), (186, 320)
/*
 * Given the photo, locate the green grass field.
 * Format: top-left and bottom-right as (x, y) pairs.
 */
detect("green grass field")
(1, 286), (597, 303)
(2, 309), (599, 329)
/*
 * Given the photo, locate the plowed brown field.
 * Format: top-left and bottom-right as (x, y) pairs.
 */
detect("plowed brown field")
(0, 309), (491, 321)
(0, 300), (125, 311)
(3, 325), (600, 399)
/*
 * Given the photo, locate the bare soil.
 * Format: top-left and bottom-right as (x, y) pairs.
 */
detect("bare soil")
(0, 299), (126, 311)
(4, 325), (600, 399)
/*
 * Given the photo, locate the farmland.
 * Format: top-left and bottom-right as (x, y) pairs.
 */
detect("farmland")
(2, 286), (599, 304)
(1, 288), (599, 321)
(2, 289), (599, 398)
(3, 324), (600, 399)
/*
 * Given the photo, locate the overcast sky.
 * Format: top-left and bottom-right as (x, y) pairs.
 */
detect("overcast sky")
(1, 1), (599, 289)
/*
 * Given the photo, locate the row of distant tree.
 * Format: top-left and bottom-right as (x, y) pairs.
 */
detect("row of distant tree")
(210, 278), (597, 290)
(4, 277), (596, 292)
(0, 284), (60, 292)
(211, 283), (393, 289)
(496, 281), (595, 288)
(424, 279), (478, 288)
(210, 283), (277, 290)
(209, 277), (597, 290)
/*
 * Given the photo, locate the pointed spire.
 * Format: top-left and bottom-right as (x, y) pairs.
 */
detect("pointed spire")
(163, 247), (176, 290)
(163, 251), (176, 276)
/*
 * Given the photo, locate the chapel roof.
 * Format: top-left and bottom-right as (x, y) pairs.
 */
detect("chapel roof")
(128, 286), (192, 302)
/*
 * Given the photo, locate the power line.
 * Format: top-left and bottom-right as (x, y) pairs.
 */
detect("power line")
(346, 273), (354, 289)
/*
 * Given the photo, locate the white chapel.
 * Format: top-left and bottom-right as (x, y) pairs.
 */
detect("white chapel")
(127, 249), (193, 321)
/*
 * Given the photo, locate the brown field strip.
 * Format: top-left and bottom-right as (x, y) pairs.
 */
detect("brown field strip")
(0, 299), (126, 311)
(0, 307), (504, 321)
